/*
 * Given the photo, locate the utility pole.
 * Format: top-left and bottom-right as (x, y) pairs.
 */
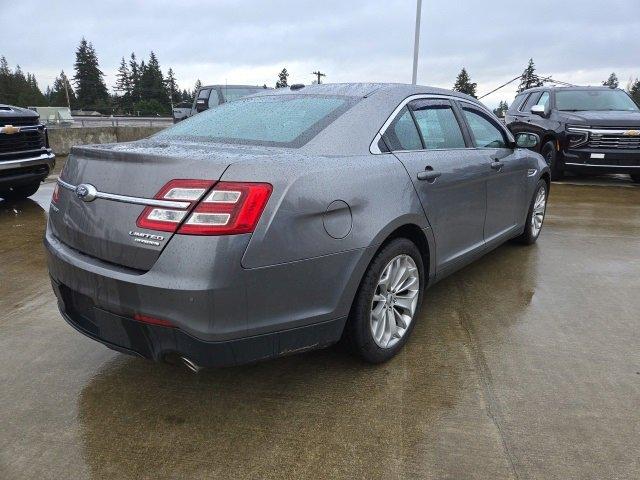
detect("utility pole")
(312, 71), (326, 84)
(61, 70), (71, 110)
(412, 0), (422, 85)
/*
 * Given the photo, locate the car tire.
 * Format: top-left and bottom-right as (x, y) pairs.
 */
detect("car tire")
(514, 179), (548, 245)
(541, 141), (563, 180)
(630, 174), (640, 184)
(345, 237), (425, 363)
(0, 181), (41, 201)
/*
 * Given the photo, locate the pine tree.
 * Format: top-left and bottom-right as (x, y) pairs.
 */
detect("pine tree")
(493, 100), (509, 118)
(49, 70), (76, 108)
(276, 68), (289, 88)
(137, 51), (170, 114)
(194, 79), (202, 93)
(129, 53), (141, 104)
(629, 78), (640, 106)
(164, 68), (181, 107)
(452, 67), (477, 98)
(602, 72), (619, 88)
(73, 38), (110, 111)
(114, 57), (132, 114)
(517, 59), (544, 93)
(0, 57), (47, 107)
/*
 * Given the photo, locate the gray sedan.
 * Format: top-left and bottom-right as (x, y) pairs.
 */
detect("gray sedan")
(45, 83), (549, 369)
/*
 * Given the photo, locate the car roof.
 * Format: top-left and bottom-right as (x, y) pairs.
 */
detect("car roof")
(252, 82), (479, 102)
(517, 85), (621, 95)
(201, 85), (266, 90)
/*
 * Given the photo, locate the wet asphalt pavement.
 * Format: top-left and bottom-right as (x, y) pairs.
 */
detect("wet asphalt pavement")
(1, 180), (639, 480)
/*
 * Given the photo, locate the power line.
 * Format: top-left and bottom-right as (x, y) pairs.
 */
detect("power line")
(478, 74), (577, 99)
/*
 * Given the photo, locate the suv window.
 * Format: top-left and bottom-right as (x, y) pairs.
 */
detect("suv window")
(197, 89), (210, 99)
(522, 92), (542, 112)
(221, 87), (263, 103)
(462, 107), (508, 148)
(512, 94), (528, 111)
(536, 91), (550, 109)
(410, 103), (465, 149)
(382, 107), (423, 151)
(208, 89), (221, 107)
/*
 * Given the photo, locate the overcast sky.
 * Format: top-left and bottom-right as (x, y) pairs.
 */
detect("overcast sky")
(1, 0), (639, 107)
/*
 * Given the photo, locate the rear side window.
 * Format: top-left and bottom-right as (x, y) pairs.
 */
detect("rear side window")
(462, 108), (508, 148)
(411, 104), (465, 149)
(512, 94), (527, 111)
(382, 107), (423, 151)
(197, 89), (210, 99)
(522, 92), (542, 112)
(157, 94), (355, 148)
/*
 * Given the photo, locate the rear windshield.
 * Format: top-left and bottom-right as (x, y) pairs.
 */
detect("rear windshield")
(157, 94), (355, 148)
(556, 89), (639, 112)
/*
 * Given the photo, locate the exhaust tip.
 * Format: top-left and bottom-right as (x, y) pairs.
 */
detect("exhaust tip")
(180, 356), (202, 374)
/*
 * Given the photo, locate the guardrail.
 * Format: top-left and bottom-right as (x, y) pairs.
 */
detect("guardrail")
(48, 116), (174, 128)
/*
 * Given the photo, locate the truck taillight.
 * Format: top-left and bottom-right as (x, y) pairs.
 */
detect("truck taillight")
(52, 184), (59, 203)
(136, 180), (272, 236)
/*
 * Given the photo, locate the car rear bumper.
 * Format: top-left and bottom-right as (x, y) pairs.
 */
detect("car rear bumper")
(53, 278), (345, 367)
(563, 148), (640, 174)
(0, 152), (55, 187)
(45, 227), (365, 366)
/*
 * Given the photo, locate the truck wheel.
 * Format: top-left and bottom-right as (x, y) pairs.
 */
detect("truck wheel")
(541, 141), (564, 180)
(630, 174), (640, 184)
(345, 238), (425, 363)
(0, 181), (41, 201)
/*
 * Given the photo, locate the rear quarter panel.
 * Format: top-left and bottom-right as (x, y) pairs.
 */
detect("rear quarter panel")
(221, 153), (428, 269)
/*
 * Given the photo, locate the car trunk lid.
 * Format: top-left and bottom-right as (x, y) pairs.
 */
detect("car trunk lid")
(49, 140), (270, 270)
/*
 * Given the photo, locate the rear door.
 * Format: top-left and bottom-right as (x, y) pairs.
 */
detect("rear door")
(387, 99), (489, 273)
(458, 103), (528, 243)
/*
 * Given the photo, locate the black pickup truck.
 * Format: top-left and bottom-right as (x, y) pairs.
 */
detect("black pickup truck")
(505, 86), (640, 182)
(0, 104), (55, 200)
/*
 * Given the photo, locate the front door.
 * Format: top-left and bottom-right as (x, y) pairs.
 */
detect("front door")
(458, 103), (528, 244)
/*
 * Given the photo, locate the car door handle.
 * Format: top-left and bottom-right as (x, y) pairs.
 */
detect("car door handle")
(490, 161), (504, 171)
(417, 169), (441, 181)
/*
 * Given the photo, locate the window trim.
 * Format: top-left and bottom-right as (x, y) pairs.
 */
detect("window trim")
(370, 94), (513, 154)
(521, 91), (543, 113)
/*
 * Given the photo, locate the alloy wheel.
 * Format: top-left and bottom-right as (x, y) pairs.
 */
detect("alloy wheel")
(370, 254), (420, 349)
(531, 185), (547, 237)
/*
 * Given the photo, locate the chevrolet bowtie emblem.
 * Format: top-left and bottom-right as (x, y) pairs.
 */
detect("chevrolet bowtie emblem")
(1, 125), (20, 135)
(623, 129), (640, 137)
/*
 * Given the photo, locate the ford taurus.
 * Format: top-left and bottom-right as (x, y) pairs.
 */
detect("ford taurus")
(45, 83), (549, 370)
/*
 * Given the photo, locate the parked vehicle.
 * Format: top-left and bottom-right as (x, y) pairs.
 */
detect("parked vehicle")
(45, 83), (549, 369)
(0, 103), (55, 200)
(505, 86), (640, 181)
(171, 101), (193, 123)
(188, 84), (268, 119)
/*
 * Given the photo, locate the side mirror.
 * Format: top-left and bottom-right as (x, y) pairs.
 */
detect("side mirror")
(515, 132), (540, 149)
(530, 105), (546, 117)
(195, 98), (209, 113)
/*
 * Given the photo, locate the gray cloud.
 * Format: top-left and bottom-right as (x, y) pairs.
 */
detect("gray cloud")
(1, 0), (639, 107)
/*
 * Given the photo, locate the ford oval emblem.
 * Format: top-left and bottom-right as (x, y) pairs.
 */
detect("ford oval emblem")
(75, 183), (97, 202)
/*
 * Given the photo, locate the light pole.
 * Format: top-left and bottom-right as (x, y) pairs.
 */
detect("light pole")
(412, 0), (422, 85)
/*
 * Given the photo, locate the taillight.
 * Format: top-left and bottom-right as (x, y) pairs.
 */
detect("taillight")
(52, 184), (60, 203)
(136, 179), (215, 233)
(179, 182), (272, 235)
(136, 179), (272, 236)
